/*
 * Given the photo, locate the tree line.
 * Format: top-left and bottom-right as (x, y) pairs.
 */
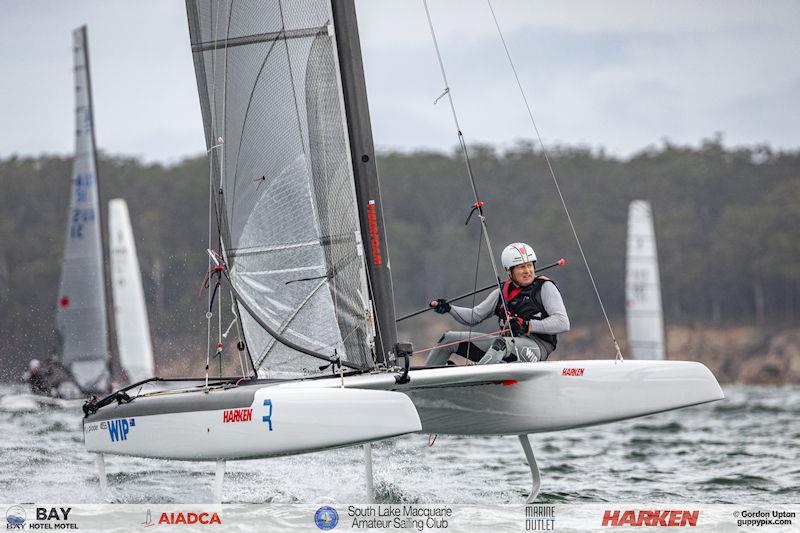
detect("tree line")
(0, 139), (797, 377)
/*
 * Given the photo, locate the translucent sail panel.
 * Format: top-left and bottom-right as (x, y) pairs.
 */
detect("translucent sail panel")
(109, 199), (155, 383)
(56, 27), (110, 392)
(186, 1), (372, 374)
(625, 200), (666, 360)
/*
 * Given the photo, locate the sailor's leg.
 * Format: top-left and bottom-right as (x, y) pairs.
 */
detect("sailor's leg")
(477, 337), (509, 364)
(364, 443), (375, 503)
(518, 434), (541, 503)
(425, 331), (479, 366)
(214, 459), (226, 504)
(95, 453), (107, 494)
(505, 337), (544, 363)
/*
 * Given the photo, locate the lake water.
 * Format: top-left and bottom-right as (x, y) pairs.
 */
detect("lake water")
(0, 383), (797, 505)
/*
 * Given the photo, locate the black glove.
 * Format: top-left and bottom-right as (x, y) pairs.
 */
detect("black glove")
(430, 298), (451, 314)
(509, 317), (530, 336)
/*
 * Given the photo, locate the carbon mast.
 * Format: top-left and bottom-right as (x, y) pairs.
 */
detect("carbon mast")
(331, 0), (399, 366)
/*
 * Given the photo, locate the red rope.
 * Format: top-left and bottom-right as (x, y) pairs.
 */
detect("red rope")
(410, 328), (508, 355)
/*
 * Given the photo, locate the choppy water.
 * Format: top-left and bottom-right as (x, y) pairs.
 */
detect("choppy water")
(1, 384), (798, 505)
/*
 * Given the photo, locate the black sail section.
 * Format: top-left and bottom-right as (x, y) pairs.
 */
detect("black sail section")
(185, 0), (379, 375)
(331, 0), (398, 365)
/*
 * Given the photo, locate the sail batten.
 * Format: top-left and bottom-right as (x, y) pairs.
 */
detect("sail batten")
(186, 0), (387, 375)
(192, 27), (328, 53)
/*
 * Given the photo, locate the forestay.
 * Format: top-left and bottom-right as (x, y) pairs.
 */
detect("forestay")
(186, 1), (386, 376)
(56, 26), (111, 393)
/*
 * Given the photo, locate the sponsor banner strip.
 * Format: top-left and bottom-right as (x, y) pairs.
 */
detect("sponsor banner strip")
(1, 503), (797, 532)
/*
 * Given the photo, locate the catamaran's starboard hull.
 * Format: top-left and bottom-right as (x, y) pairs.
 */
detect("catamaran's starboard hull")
(83, 387), (421, 460)
(279, 360), (724, 435)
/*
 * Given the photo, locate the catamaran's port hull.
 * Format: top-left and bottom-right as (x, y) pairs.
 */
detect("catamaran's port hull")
(83, 360), (722, 460)
(83, 387), (421, 460)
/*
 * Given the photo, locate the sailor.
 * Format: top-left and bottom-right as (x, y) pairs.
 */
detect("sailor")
(23, 359), (52, 395)
(424, 242), (569, 366)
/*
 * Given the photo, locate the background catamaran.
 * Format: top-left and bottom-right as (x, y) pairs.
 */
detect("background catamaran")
(108, 198), (156, 384)
(55, 26), (112, 397)
(52, 27), (155, 398)
(626, 200), (666, 360)
(83, 0), (723, 503)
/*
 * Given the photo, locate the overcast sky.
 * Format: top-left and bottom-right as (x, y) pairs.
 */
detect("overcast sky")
(2, 0), (798, 163)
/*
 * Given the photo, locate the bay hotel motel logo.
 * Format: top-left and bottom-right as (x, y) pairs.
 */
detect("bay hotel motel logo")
(6, 506), (77, 529)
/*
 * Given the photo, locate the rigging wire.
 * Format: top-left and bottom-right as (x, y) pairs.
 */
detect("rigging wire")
(465, 223), (484, 363)
(421, 0), (514, 329)
(486, 0), (623, 361)
(204, 0), (227, 390)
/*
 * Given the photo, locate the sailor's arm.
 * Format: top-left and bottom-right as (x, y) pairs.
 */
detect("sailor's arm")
(529, 282), (570, 334)
(448, 289), (499, 327)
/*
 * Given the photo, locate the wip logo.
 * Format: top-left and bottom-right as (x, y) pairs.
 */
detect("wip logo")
(222, 408), (252, 423)
(366, 200), (382, 267)
(602, 510), (700, 527)
(562, 367), (585, 376)
(107, 417), (135, 442)
(157, 512), (221, 525)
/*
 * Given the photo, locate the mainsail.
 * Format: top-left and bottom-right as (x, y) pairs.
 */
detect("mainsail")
(625, 200), (666, 360)
(109, 199), (155, 383)
(55, 26), (111, 392)
(185, 0), (397, 376)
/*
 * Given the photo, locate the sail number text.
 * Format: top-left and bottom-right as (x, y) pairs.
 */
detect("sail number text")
(69, 172), (96, 240)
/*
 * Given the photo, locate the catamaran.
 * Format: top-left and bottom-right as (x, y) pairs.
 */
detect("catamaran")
(55, 26), (112, 397)
(52, 27), (155, 398)
(82, 1), (723, 502)
(108, 198), (156, 383)
(626, 200), (666, 360)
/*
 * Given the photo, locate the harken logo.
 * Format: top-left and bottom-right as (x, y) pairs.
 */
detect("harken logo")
(562, 367), (584, 376)
(222, 408), (252, 423)
(602, 510), (700, 527)
(366, 201), (382, 267)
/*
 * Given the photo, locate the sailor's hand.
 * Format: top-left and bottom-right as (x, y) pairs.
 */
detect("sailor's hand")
(430, 298), (451, 314)
(510, 317), (530, 336)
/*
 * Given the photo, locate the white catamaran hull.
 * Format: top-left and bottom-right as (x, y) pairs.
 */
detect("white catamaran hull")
(287, 360), (724, 435)
(84, 387), (421, 460)
(84, 360), (721, 460)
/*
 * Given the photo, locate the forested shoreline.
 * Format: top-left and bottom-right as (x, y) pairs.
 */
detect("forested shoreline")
(1, 139), (797, 380)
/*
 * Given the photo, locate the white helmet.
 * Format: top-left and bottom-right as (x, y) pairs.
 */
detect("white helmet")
(501, 242), (537, 270)
(29, 359), (41, 370)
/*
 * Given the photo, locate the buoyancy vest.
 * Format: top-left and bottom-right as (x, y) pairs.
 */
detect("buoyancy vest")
(494, 276), (558, 349)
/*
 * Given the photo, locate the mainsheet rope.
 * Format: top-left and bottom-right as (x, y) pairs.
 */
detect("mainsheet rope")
(486, 0), (623, 361)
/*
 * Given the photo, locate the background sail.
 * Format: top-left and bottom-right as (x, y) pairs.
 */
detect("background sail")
(55, 26), (111, 392)
(186, 1), (373, 375)
(109, 199), (155, 383)
(625, 200), (666, 360)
